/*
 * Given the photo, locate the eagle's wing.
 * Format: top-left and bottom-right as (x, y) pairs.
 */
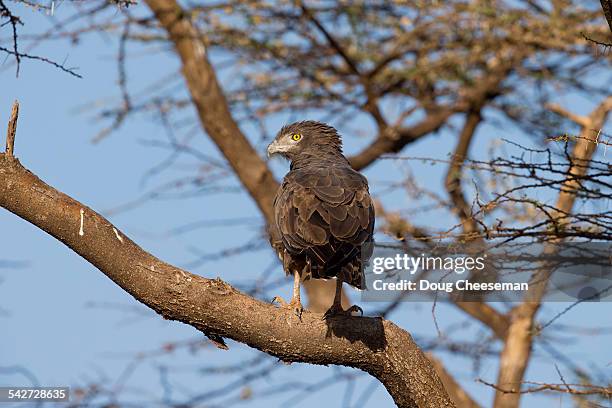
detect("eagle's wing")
(274, 165), (374, 287)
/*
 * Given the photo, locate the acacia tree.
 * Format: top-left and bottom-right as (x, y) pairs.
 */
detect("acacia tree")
(1, 1), (611, 407)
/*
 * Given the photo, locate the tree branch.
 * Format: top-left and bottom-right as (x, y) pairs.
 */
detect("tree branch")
(545, 103), (590, 128)
(480, 378), (612, 397)
(5, 100), (18, 157)
(0, 152), (455, 408)
(444, 110), (482, 236)
(349, 108), (455, 170)
(348, 55), (511, 171)
(299, 2), (360, 76)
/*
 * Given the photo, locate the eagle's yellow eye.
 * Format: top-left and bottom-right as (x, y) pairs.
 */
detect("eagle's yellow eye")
(292, 133), (302, 141)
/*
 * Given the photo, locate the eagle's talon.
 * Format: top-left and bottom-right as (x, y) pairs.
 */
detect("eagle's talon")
(271, 296), (287, 306)
(322, 305), (343, 320)
(272, 295), (303, 321)
(291, 301), (304, 320)
(346, 305), (363, 316)
(323, 304), (363, 320)
(322, 308), (337, 320)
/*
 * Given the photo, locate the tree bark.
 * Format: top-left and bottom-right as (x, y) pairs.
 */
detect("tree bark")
(0, 153), (455, 408)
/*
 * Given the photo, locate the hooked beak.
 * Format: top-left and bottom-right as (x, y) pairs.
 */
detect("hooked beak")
(267, 139), (290, 157)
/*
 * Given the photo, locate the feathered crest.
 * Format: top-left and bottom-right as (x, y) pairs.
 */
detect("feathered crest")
(278, 120), (343, 154)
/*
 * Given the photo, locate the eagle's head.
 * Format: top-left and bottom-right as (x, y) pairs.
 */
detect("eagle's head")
(267, 120), (343, 161)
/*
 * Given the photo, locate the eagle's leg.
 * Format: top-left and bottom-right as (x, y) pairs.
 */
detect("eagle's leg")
(323, 277), (363, 319)
(271, 268), (304, 319)
(289, 268), (304, 318)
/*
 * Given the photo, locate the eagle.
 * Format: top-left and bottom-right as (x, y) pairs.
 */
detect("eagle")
(267, 121), (375, 318)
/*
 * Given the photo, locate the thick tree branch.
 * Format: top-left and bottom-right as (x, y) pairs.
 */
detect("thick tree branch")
(349, 108), (455, 170)
(0, 153), (455, 408)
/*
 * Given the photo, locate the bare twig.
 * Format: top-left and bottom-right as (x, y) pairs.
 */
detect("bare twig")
(0, 46), (82, 78)
(0, 0), (22, 76)
(479, 378), (612, 397)
(5, 100), (19, 157)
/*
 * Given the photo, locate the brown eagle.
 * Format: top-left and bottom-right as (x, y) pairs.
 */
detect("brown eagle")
(267, 121), (375, 318)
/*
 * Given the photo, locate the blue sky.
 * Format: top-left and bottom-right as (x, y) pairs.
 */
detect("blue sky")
(1, 2), (611, 408)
